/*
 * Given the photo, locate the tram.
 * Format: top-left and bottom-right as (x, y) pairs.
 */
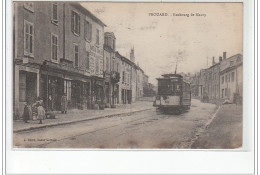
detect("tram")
(153, 74), (191, 113)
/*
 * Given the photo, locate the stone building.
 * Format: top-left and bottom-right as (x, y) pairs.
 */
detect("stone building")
(205, 56), (220, 102)
(13, 2), (106, 118)
(136, 65), (144, 99)
(220, 53), (243, 103)
(121, 56), (132, 104)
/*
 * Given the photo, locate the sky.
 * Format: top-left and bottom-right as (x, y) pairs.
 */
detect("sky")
(81, 2), (243, 85)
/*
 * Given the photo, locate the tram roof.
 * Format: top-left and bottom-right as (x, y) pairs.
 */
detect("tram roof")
(157, 74), (190, 84)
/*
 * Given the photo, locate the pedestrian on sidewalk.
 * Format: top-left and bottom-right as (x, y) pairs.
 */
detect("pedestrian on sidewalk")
(37, 100), (46, 124)
(61, 93), (67, 114)
(22, 101), (30, 123)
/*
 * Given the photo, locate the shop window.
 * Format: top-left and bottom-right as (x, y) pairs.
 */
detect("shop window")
(74, 44), (79, 67)
(51, 34), (58, 61)
(19, 72), (26, 102)
(52, 3), (58, 24)
(24, 20), (34, 57)
(71, 10), (80, 36)
(84, 20), (92, 41)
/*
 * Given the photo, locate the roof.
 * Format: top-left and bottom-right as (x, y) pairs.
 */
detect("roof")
(162, 74), (183, 78)
(70, 3), (107, 27)
(220, 62), (243, 74)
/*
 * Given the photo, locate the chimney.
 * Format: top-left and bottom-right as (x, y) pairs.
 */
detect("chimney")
(219, 56), (222, 62)
(212, 56), (215, 65)
(223, 52), (226, 60)
(130, 47), (135, 63)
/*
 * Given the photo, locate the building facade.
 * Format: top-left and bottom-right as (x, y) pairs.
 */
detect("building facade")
(136, 66), (144, 99)
(190, 52), (243, 104)
(121, 56), (132, 104)
(13, 2), (106, 118)
(220, 54), (243, 103)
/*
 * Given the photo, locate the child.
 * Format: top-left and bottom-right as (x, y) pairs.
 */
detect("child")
(37, 101), (46, 124)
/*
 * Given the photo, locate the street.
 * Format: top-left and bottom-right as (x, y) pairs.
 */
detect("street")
(13, 99), (218, 148)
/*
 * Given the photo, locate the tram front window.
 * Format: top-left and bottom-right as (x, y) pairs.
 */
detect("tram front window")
(158, 79), (181, 95)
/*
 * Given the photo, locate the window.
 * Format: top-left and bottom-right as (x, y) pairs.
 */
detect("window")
(24, 20), (34, 56)
(52, 3), (58, 24)
(113, 40), (115, 50)
(122, 71), (125, 83)
(71, 11), (80, 35)
(96, 29), (99, 45)
(225, 75), (227, 83)
(84, 20), (92, 41)
(51, 34), (58, 61)
(222, 76), (224, 84)
(228, 73), (230, 82)
(231, 72), (235, 82)
(225, 88), (227, 96)
(222, 89), (224, 98)
(230, 61), (234, 66)
(74, 44), (79, 67)
(24, 2), (34, 12)
(86, 52), (90, 70)
(106, 57), (109, 72)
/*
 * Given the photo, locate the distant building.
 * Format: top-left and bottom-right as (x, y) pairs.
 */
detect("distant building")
(219, 53), (243, 103)
(205, 56), (220, 102)
(136, 66), (144, 99)
(121, 56), (132, 104)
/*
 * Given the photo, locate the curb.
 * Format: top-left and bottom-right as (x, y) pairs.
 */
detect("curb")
(14, 108), (153, 133)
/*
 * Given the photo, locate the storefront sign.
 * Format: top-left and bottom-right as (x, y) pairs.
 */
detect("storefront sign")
(19, 65), (39, 73)
(44, 61), (85, 75)
(89, 44), (104, 78)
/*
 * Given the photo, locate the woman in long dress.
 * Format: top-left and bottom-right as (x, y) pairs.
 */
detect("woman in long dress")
(37, 101), (46, 124)
(61, 93), (67, 114)
(22, 102), (30, 123)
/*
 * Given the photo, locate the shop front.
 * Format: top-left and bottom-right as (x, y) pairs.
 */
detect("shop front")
(14, 61), (40, 119)
(91, 76), (105, 107)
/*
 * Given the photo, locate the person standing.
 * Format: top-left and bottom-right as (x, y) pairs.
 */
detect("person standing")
(22, 101), (30, 123)
(61, 93), (67, 114)
(37, 101), (46, 124)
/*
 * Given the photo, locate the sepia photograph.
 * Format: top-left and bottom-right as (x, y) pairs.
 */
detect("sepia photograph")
(12, 1), (243, 149)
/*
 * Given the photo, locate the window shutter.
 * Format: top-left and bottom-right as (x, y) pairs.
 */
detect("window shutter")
(71, 11), (74, 33)
(90, 23), (92, 41)
(84, 20), (86, 40)
(24, 21), (26, 53)
(78, 15), (80, 35)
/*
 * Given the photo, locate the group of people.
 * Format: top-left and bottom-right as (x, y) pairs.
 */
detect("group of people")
(22, 98), (46, 124)
(22, 93), (68, 124)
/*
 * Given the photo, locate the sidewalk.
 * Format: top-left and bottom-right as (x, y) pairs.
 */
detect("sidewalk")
(191, 103), (242, 149)
(13, 101), (153, 133)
